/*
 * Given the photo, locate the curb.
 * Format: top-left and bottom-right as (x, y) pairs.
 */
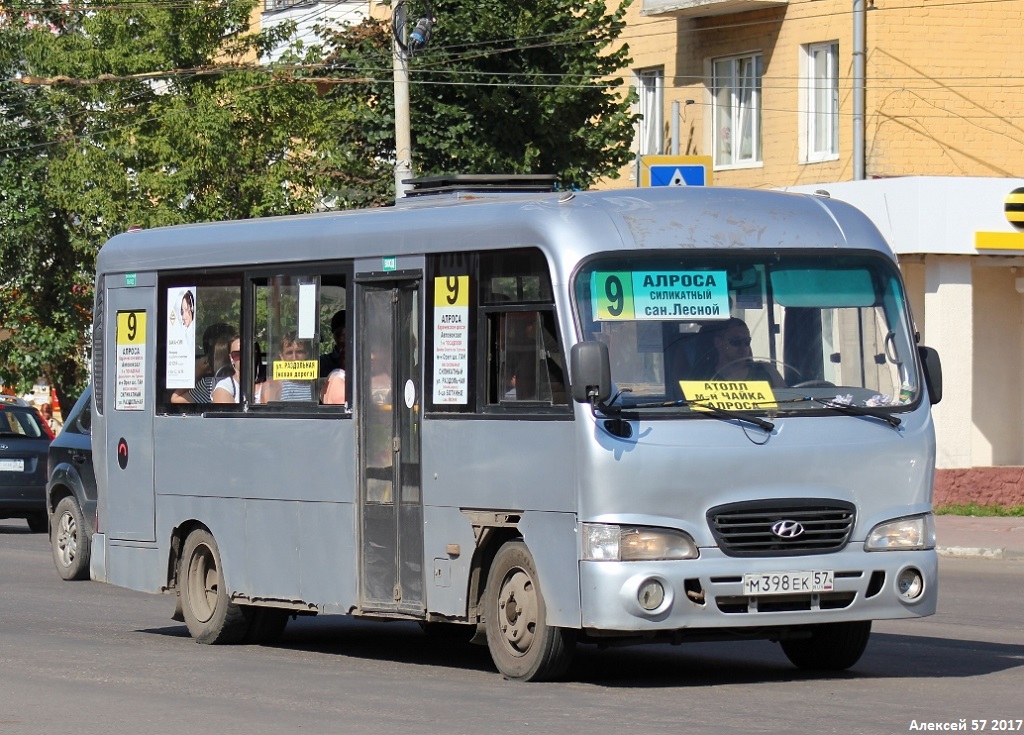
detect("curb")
(937, 546), (1024, 560)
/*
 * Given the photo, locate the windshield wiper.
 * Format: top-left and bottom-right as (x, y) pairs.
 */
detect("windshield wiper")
(600, 397), (774, 432)
(811, 398), (902, 428)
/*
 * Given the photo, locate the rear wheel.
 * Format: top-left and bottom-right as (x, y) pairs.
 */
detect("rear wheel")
(484, 541), (576, 681)
(780, 621), (872, 670)
(51, 496), (90, 580)
(179, 529), (250, 644)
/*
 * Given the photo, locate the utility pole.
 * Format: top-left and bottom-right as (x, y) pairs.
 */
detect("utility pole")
(853, 0), (866, 180)
(393, 2), (413, 201)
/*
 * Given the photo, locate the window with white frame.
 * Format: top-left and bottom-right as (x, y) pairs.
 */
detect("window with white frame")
(712, 54), (762, 167)
(803, 42), (839, 162)
(264, 0), (316, 11)
(636, 68), (664, 157)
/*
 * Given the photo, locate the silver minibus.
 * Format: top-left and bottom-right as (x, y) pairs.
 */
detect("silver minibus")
(90, 180), (942, 681)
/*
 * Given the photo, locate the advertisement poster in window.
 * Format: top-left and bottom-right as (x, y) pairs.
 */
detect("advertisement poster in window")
(166, 286), (197, 389)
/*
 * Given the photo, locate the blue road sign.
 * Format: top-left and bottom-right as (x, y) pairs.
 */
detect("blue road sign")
(649, 164), (707, 187)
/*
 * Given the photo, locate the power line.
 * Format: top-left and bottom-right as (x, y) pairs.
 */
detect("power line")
(4, 0), (1024, 156)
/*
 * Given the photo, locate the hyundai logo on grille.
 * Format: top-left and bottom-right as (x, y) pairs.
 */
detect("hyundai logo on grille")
(771, 520), (805, 539)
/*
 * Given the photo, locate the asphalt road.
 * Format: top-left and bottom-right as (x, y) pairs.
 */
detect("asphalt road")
(1, 519), (1022, 735)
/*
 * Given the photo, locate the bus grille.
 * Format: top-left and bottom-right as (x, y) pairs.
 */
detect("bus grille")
(707, 499), (856, 557)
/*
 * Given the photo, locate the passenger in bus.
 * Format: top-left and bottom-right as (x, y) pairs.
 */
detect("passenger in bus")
(170, 324), (236, 403)
(699, 317), (785, 386)
(319, 310), (346, 377)
(320, 311), (346, 405)
(260, 333), (315, 402)
(322, 369), (346, 405)
(211, 336), (264, 404)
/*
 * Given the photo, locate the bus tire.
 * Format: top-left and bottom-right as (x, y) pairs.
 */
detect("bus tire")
(484, 541), (576, 681)
(780, 620), (872, 670)
(180, 529), (250, 645)
(51, 496), (90, 581)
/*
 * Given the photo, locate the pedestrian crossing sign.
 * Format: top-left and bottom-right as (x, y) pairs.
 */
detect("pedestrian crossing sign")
(640, 155), (713, 188)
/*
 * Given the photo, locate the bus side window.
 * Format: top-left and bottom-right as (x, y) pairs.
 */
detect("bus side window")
(254, 275), (320, 405)
(490, 310), (566, 405)
(159, 277), (242, 411)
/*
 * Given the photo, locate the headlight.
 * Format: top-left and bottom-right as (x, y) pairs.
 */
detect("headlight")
(865, 513), (935, 551)
(582, 524), (698, 561)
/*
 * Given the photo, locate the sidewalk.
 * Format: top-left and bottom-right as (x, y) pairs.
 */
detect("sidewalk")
(935, 514), (1024, 560)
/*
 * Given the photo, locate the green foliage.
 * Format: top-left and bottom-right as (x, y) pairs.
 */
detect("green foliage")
(318, 0), (637, 191)
(1, 15), (93, 400)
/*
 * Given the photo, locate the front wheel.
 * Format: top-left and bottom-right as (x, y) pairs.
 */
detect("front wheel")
(484, 541), (576, 681)
(179, 529), (250, 644)
(51, 496), (90, 580)
(780, 621), (872, 670)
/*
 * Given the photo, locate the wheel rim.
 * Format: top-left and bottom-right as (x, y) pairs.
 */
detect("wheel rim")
(55, 510), (77, 568)
(186, 544), (219, 624)
(496, 567), (539, 657)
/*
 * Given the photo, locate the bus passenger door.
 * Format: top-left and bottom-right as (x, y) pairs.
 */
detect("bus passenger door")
(102, 276), (157, 542)
(357, 278), (424, 615)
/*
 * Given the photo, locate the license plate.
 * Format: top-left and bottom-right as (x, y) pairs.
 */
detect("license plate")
(0, 458), (25, 472)
(742, 570), (834, 595)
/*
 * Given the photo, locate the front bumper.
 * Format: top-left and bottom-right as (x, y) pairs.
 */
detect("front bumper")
(579, 546), (937, 632)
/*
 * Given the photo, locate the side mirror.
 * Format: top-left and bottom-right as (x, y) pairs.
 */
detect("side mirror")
(918, 346), (942, 405)
(570, 341), (612, 405)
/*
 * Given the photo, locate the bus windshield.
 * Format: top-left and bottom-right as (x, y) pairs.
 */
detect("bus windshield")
(573, 251), (920, 414)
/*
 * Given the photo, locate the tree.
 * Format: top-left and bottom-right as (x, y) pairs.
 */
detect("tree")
(0, 14), (93, 404)
(316, 0), (637, 194)
(0, 0), (383, 400)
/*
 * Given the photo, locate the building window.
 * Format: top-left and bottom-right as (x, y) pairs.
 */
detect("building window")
(712, 53), (762, 168)
(636, 68), (664, 157)
(264, 0), (316, 11)
(803, 42), (839, 162)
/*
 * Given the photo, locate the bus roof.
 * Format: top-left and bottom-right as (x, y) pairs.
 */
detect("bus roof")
(96, 187), (894, 277)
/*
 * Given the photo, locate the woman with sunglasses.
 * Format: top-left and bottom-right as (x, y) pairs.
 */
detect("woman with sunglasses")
(212, 336), (250, 404)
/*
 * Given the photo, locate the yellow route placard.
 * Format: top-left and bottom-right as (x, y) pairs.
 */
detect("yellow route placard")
(679, 380), (777, 410)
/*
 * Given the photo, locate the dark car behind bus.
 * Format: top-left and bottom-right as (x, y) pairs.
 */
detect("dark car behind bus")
(0, 395), (52, 532)
(47, 386), (95, 580)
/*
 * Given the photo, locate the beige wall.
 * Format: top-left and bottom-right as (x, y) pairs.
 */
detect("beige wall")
(608, 0), (1024, 189)
(865, 0), (1024, 178)
(864, 250), (1024, 471)
(972, 265), (1024, 465)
